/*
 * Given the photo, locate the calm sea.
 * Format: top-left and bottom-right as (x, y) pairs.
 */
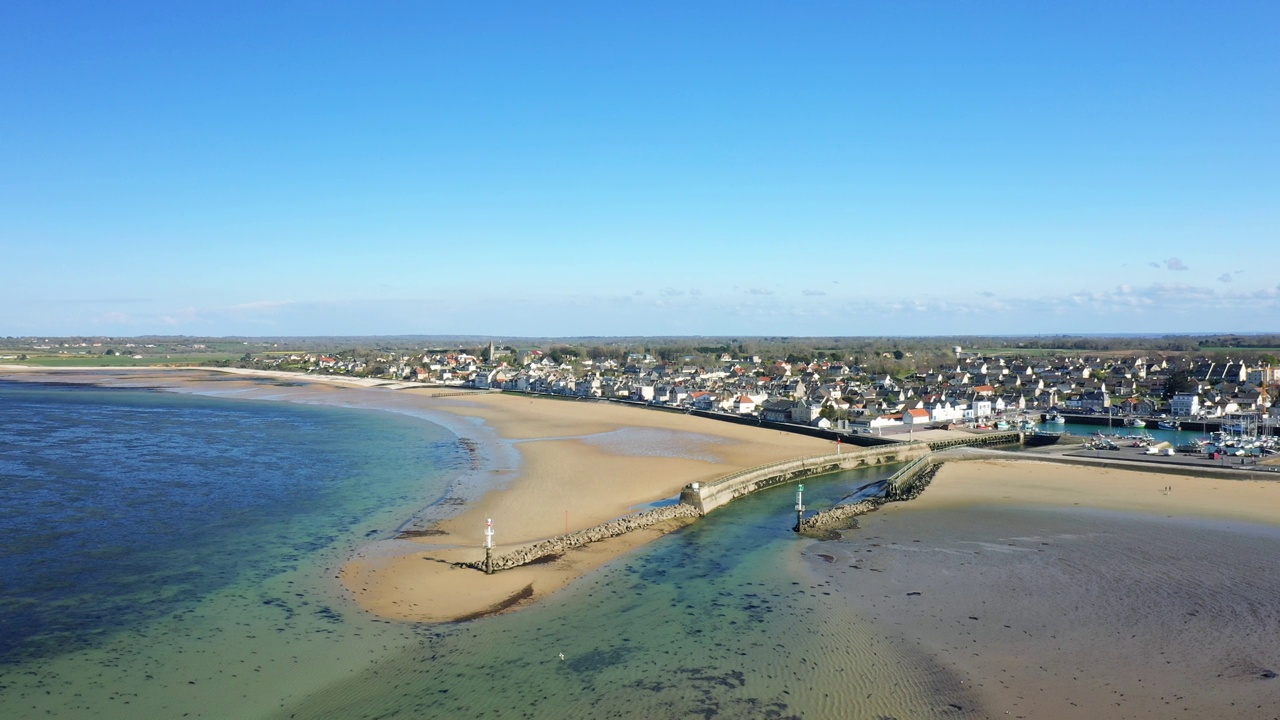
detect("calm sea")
(3, 380), (962, 719)
(0, 381), (470, 665)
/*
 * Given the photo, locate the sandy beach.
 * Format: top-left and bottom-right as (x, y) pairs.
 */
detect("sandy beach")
(813, 458), (1280, 719)
(920, 457), (1279, 525)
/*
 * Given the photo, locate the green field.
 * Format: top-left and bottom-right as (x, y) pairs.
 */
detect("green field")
(969, 347), (1144, 358)
(974, 347), (1072, 356)
(2, 353), (241, 368)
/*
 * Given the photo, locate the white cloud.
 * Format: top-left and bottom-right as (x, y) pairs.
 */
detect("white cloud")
(227, 299), (296, 312)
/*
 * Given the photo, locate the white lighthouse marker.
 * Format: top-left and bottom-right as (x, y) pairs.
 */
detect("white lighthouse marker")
(794, 484), (805, 532)
(483, 518), (495, 574)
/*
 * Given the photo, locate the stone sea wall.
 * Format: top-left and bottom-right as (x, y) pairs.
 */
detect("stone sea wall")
(798, 459), (941, 533)
(461, 447), (954, 574)
(687, 443), (933, 515)
(797, 500), (882, 531)
(459, 503), (700, 573)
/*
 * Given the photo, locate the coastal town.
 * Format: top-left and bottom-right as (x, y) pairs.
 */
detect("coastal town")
(250, 343), (1280, 436)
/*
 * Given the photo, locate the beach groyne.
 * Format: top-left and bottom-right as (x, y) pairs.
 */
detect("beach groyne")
(797, 500), (881, 532)
(458, 503), (700, 573)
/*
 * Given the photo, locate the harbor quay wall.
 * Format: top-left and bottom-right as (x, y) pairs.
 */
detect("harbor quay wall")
(1037, 454), (1280, 481)
(681, 443), (933, 516)
(926, 431), (1022, 451)
(1052, 413), (1280, 437)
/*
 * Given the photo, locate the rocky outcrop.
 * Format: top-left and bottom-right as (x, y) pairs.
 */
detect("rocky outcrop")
(457, 503), (700, 573)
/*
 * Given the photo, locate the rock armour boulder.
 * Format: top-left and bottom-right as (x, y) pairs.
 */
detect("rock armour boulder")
(459, 503), (700, 572)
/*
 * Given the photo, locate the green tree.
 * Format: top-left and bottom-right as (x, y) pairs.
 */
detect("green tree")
(1162, 370), (1197, 399)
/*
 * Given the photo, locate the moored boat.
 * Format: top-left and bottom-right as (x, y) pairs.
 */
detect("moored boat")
(1026, 430), (1064, 446)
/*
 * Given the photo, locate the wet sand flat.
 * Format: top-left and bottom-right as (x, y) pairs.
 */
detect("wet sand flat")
(811, 459), (1280, 719)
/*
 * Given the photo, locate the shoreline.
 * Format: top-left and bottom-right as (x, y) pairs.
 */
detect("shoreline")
(9, 364), (1278, 629)
(8, 366), (1280, 718)
(0, 365), (840, 623)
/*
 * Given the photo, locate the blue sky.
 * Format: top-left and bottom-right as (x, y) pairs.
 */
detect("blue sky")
(2, 2), (1277, 337)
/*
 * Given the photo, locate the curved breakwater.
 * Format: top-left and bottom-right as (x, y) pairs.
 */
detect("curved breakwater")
(469, 445), (939, 574)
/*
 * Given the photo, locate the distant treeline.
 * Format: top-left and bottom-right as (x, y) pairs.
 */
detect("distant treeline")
(4, 334), (1279, 367)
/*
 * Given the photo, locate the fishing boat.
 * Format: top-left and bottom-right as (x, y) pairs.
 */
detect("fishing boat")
(1124, 417), (1146, 428)
(1176, 440), (1207, 454)
(1045, 412), (1065, 424)
(1026, 430), (1065, 446)
(1158, 421), (1179, 430)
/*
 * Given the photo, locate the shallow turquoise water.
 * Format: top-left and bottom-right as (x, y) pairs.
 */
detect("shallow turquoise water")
(0, 382), (967, 719)
(0, 381), (467, 717)
(273, 466), (974, 720)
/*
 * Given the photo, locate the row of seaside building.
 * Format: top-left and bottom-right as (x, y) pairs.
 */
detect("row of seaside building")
(271, 350), (1279, 429)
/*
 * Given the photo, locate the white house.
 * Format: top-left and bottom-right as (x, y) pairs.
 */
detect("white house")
(971, 398), (993, 419)
(903, 408), (931, 426)
(1171, 392), (1200, 417)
